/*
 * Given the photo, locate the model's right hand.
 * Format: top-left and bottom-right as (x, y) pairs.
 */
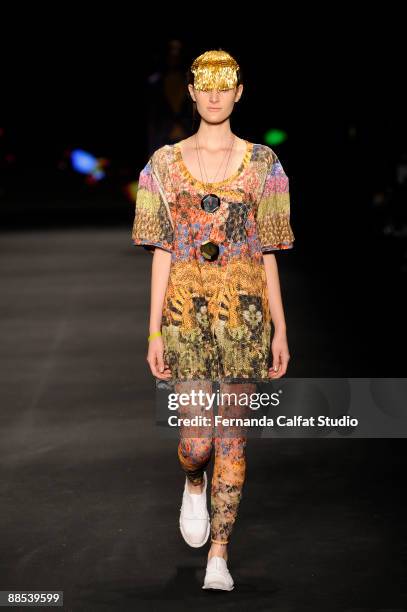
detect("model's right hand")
(147, 336), (172, 380)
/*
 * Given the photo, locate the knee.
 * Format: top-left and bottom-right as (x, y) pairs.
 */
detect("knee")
(178, 438), (212, 466)
(214, 436), (247, 459)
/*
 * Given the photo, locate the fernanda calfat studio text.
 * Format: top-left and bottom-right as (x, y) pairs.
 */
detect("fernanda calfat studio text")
(168, 415), (359, 427)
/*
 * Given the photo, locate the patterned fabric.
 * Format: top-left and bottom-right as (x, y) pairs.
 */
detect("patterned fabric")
(132, 140), (295, 383)
(176, 380), (253, 544)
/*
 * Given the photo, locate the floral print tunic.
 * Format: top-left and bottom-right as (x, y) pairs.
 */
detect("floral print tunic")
(131, 140), (295, 383)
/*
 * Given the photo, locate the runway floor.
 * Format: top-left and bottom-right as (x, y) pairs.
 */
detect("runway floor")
(0, 228), (405, 611)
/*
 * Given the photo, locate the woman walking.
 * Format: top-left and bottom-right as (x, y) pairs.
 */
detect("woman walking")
(132, 49), (295, 591)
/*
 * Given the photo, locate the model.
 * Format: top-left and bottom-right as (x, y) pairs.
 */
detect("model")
(132, 49), (295, 591)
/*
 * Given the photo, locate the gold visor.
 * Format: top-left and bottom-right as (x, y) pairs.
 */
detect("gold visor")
(191, 50), (239, 91)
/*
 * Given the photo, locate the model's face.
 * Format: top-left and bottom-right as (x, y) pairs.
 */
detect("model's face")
(188, 84), (243, 124)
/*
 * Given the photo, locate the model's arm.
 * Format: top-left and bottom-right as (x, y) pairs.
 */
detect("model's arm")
(263, 253), (290, 378)
(147, 248), (172, 380)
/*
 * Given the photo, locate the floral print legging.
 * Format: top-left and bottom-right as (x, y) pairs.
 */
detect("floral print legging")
(176, 381), (255, 545)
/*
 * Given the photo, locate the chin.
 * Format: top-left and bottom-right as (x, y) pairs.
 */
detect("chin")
(202, 113), (229, 124)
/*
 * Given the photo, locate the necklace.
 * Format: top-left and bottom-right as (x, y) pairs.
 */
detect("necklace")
(195, 133), (236, 261)
(195, 133), (235, 214)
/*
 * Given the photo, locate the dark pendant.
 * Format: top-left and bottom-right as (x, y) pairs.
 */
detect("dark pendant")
(200, 240), (219, 261)
(201, 193), (221, 213)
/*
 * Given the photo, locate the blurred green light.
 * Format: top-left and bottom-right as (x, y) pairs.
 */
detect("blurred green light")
(264, 129), (288, 146)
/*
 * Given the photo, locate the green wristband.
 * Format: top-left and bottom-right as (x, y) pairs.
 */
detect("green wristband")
(148, 331), (162, 342)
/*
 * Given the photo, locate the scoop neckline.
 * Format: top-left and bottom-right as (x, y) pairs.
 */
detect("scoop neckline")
(174, 139), (254, 189)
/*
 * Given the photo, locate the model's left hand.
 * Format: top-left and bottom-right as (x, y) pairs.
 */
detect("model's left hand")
(268, 330), (290, 379)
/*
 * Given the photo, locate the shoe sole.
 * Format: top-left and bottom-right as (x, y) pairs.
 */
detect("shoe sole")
(179, 514), (210, 548)
(202, 580), (234, 591)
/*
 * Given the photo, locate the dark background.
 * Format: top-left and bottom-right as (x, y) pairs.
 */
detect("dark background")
(1, 26), (406, 611)
(3, 32), (406, 376)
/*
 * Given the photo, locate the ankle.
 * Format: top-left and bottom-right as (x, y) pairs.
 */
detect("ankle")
(208, 543), (228, 561)
(187, 479), (204, 494)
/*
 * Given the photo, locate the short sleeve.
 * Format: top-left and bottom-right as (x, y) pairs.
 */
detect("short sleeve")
(131, 158), (174, 253)
(255, 152), (295, 252)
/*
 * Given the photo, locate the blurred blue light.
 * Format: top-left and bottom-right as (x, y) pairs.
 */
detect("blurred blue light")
(71, 149), (98, 174)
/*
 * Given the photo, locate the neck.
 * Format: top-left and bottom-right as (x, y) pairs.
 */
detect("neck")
(195, 120), (234, 150)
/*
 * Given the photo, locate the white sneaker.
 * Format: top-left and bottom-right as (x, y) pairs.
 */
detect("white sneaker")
(179, 471), (210, 548)
(202, 556), (234, 591)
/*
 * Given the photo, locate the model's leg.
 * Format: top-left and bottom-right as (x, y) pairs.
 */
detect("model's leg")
(178, 438), (212, 490)
(177, 380), (214, 549)
(208, 382), (255, 560)
(176, 380), (214, 492)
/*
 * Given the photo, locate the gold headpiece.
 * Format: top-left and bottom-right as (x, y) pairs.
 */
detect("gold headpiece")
(191, 50), (240, 91)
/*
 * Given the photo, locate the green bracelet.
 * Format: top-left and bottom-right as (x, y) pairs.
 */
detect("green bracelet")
(148, 331), (162, 342)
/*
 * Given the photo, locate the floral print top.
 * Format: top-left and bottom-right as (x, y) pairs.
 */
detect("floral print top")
(131, 140), (295, 383)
